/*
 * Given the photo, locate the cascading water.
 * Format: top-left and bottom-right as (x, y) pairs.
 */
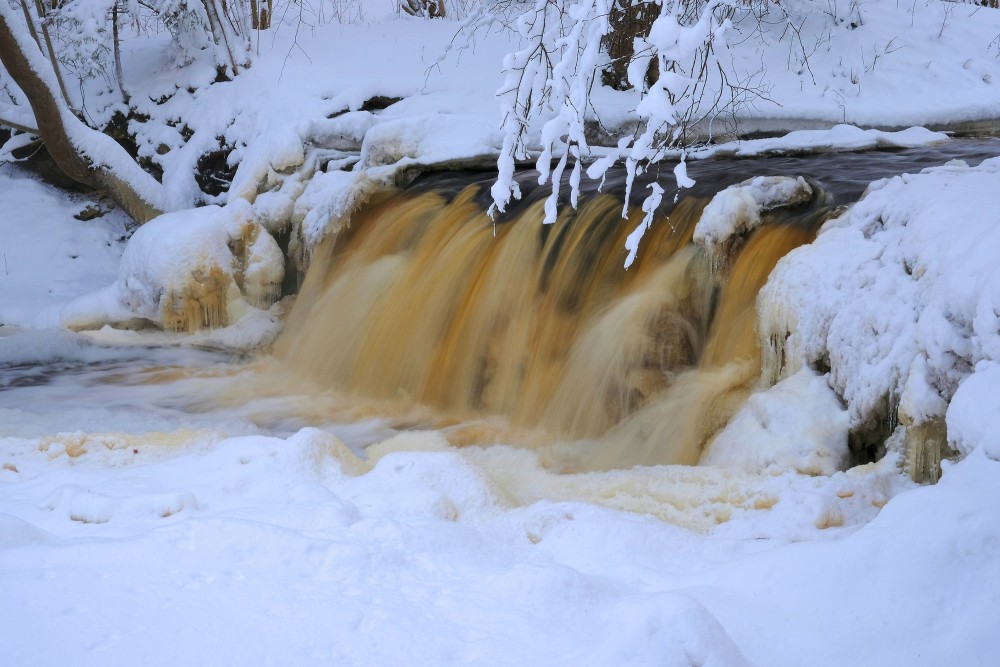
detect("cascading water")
(274, 170), (831, 469)
(8, 143), (997, 475)
(3, 142), (998, 525)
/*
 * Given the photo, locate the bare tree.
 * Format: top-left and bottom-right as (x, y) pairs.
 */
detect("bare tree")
(0, 1), (167, 222)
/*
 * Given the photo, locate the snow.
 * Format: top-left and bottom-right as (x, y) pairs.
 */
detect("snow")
(692, 125), (953, 158)
(0, 413), (997, 666)
(0, 166), (129, 328)
(759, 156), (1000, 437)
(947, 362), (1000, 460)
(3, 2), (1000, 665)
(59, 200), (284, 338)
(693, 175), (813, 248)
(703, 368), (851, 475)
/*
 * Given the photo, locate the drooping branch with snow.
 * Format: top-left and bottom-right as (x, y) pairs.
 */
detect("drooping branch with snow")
(489, 0), (774, 266)
(490, 0), (611, 221)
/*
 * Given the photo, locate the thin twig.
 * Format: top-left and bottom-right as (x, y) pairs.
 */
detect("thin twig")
(0, 116), (40, 135)
(31, 0), (75, 111)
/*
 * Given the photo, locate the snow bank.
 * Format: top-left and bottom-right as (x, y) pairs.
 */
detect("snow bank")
(0, 168), (128, 329)
(693, 125), (951, 159)
(291, 113), (503, 249)
(1, 420), (997, 666)
(702, 448), (1000, 666)
(758, 155), (1000, 461)
(947, 362), (1000, 460)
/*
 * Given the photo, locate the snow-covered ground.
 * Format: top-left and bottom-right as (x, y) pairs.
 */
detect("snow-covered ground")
(3, 1), (1000, 665)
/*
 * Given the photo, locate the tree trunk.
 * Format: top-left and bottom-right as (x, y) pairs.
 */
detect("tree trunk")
(112, 2), (128, 103)
(601, 0), (659, 91)
(0, 4), (165, 222)
(31, 0), (73, 109)
(202, 0), (242, 75)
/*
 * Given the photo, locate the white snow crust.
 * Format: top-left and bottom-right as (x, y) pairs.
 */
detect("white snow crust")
(759, 156), (1000, 439)
(693, 175), (813, 247)
(703, 368), (850, 475)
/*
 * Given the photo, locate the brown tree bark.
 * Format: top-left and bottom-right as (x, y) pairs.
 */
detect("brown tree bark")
(0, 6), (163, 222)
(601, 0), (659, 91)
(202, 0), (242, 75)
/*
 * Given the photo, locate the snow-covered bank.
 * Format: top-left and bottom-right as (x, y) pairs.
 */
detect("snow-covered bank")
(0, 421), (996, 666)
(758, 155), (1000, 464)
(0, 168), (128, 328)
(0, 166), (286, 349)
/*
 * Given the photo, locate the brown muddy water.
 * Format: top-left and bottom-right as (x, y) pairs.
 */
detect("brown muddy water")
(3, 139), (999, 471)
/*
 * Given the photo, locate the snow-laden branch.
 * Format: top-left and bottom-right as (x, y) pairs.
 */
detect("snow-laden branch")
(490, 0), (611, 220)
(0, 96), (39, 134)
(490, 0), (756, 267)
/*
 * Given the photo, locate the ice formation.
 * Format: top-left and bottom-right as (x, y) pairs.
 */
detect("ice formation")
(757, 157), (1000, 476)
(703, 368), (850, 475)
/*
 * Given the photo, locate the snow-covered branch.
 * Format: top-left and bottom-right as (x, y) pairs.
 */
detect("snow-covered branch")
(491, 0), (752, 266)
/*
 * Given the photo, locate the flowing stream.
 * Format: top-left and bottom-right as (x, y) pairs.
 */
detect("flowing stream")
(3, 139), (999, 471)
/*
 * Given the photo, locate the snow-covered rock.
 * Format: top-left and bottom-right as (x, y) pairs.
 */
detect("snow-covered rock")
(694, 175), (813, 248)
(758, 156), (1000, 463)
(703, 368), (850, 475)
(63, 201), (283, 334)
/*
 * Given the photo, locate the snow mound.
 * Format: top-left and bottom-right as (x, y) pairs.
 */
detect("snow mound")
(947, 362), (1000, 461)
(759, 155), (1000, 459)
(703, 368), (850, 475)
(347, 450), (504, 521)
(0, 513), (50, 547)
(65, 201), (284, 334)
(358, 114), (500, 170)
(291, 114), (502, 249)
(597, 593), (754, 667)
(294, 169), (371, 249)
(693, 176), (813, 248)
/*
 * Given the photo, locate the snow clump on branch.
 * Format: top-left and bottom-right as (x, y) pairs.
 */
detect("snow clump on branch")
(487, 0), (745, 267)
